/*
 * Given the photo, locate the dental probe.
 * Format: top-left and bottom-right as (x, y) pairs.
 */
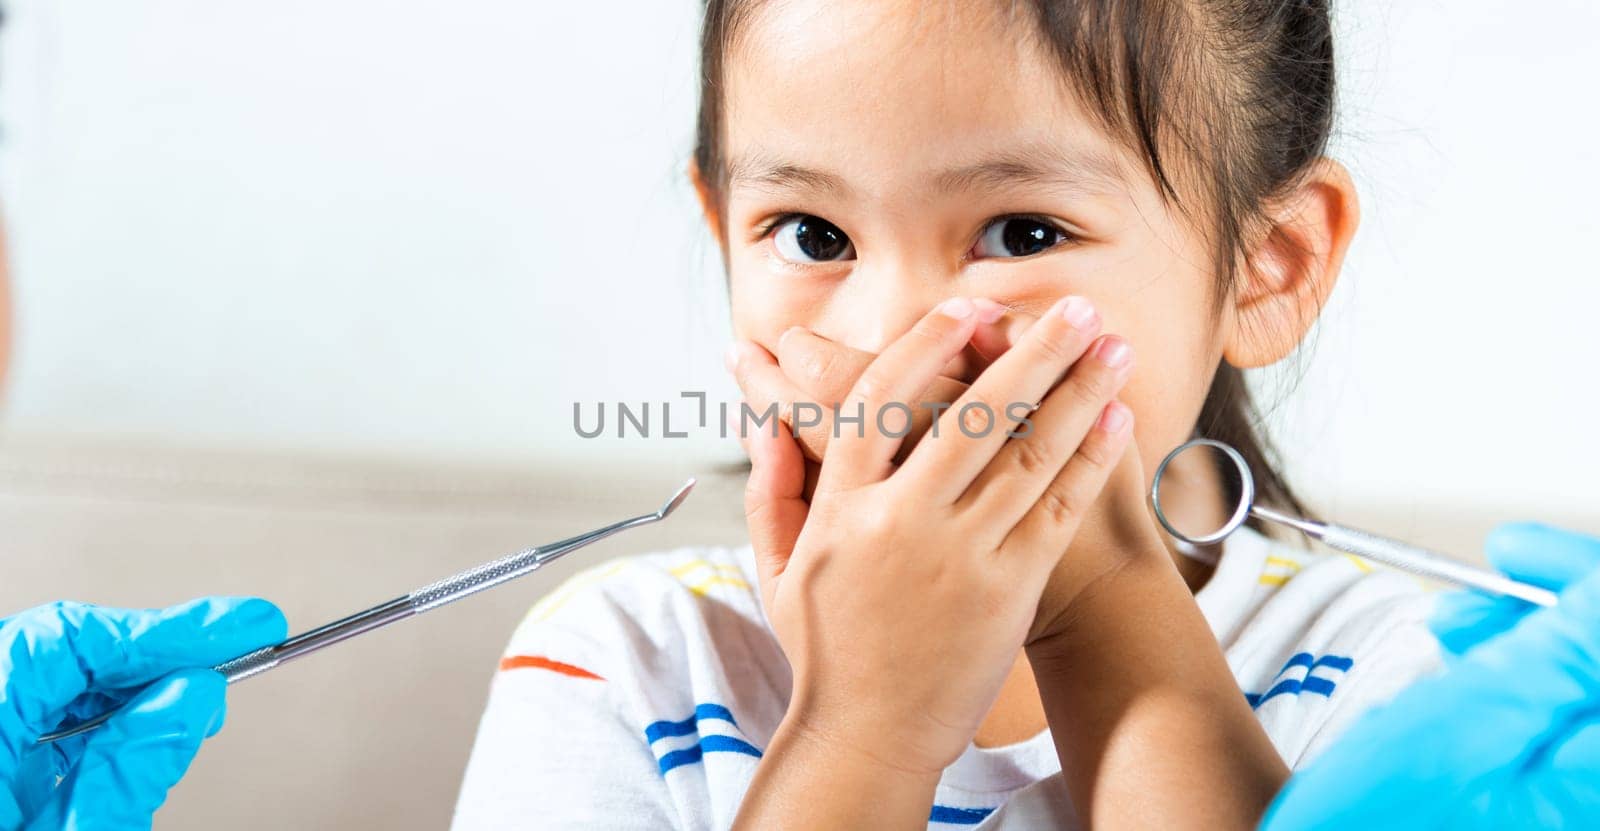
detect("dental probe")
(36, 477), (697, 744)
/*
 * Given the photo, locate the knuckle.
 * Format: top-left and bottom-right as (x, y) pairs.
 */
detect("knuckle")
(1012, 432), (1059, 476)
(1028, 329), (1073, 364)
(1075, 429), (1119, 469)
(800, 347), (843, 390)
(1065, 367), (1114, 409)
(850, 372), (891, 406)
(796, 425), (829, 459)
(957, 400), (997, 436)
(910, 315), (961, 347)
(1038, 484), (1085, 526)
(856, 503), (899, 540)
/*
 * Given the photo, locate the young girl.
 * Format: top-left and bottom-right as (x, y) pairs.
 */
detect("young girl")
(453, 1), (1440, 827)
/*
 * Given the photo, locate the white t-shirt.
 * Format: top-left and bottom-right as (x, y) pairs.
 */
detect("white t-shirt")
(451, 526), (1441, 830)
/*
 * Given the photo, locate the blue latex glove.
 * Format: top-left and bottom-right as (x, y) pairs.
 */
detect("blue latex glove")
(0, 597), (286, 831)
(1429, 522), (1600, 656)
(1261, 522), (1600, 830)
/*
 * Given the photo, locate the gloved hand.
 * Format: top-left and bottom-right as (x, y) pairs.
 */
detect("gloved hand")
(1, 597), (286, 831)
(1429, 522), (1600, 656)
(1261, 523), (1600, 830)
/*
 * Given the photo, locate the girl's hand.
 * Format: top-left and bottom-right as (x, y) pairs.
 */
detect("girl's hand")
(730, 305), (1035, 465)
(1028, 438), (1173, 644)
(732, 295), (1134, 776)
(732, 303), (1163, 647)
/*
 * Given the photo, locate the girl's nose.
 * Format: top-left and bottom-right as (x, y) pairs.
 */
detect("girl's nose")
(814, 270), (990, 384)
(833, 303), (928, 358)
(819, 265), (940, 355)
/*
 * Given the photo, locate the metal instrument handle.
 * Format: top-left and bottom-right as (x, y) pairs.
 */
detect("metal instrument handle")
(1316, 522), (1558, 608)
(33, 477), (696, 745)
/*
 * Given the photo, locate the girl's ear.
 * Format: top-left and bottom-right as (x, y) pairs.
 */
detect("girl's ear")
(689, 159), (724, 242)
(1223, 158), (1360, 368)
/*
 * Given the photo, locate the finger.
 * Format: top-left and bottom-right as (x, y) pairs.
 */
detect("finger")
(1543, 719), (1600, 804)
(33, 669), (226, 830)
(969, 306), (1038, 361)
(1428, 524), (1600, 657)
(818, 297), (982, 491)
(900, 295), (1105, 501)
(0, 598), (286, 739)
(1428, 591), (1527, 658)
(775, 301), (1017, 398)
(1484, 522), (1600, 590)
(775, 326), (969, 464)
(956, 332), (1134, 525)
(743, 402), (810, 612)
(727, 340), (826, 458)
(775, 326), (873, 406)
(1439, 562), (1600, 717)
(1000, 400), (1133, 569)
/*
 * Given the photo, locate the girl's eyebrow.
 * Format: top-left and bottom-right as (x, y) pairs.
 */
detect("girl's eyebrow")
(727, 142), (1126, 200)
(933, 143), (1128, 197)
(728, 154), (850, 197)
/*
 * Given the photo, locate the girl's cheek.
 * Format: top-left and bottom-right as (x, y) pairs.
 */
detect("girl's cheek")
(1109, 319), (1225, 488)
(960, 256), (1099, 317)
(961, 249), (1221, 457)
(728, 264), (834, 346)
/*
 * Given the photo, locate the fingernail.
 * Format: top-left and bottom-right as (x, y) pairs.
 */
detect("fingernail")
(779, 326), (808, 350)
(1094, 337), (1132, 368)
(1059, 295), (1097, 329)
(1098, 401), (1131, 433)
(972, 298), (1007, 324)
(937, 297), (975, 319)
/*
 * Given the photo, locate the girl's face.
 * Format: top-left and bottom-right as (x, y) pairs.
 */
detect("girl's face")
(718, 1), (1234, 480)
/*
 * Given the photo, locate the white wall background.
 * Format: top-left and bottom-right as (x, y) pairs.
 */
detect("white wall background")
(0, 1), (1595, 520)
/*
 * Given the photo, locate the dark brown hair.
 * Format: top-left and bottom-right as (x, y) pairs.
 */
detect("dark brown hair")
(695, 0), (1334, 530)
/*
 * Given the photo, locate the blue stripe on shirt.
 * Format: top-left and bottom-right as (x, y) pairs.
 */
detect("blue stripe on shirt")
(657, 734), (763, 775)
(1245, 652), (1353, 709)
(645, 703), (739, 743)
(648, 703), (764, 776)
(929, 804), (995, 824)
(643, 702), (999, 831)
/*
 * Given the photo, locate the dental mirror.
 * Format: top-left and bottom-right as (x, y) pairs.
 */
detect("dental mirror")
(1150, 438), (1259, 545)
(1150, 438), (1557, 608)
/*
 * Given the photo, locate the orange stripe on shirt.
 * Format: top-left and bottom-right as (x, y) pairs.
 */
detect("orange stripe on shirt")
(498, 654), (605, 681)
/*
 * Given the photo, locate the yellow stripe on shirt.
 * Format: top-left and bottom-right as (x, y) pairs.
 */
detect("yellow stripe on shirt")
(525, 562), (630, 624)
(686, 575), (753, 596)
(1260, 555), (1304, 587)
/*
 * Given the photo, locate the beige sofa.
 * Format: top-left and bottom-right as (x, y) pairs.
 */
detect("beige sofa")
(0, 434), (749, 830)
(1, 433), (1591, 829)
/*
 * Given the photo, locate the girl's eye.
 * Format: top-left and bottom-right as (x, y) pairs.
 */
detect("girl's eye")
(771, 215), (855, 263)
(972, 217), (1069, 259)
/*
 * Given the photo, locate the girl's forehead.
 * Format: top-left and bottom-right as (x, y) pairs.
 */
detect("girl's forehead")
(722, 0), (1141, 200)
(729, 0), (1060, 121)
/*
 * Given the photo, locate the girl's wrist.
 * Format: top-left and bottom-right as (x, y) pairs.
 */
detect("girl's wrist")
(1025, 547), (1288, 827)
(1030, 537), (1176, 657)
(772, 708), (945, 787)
(734, 712), (941, 830)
